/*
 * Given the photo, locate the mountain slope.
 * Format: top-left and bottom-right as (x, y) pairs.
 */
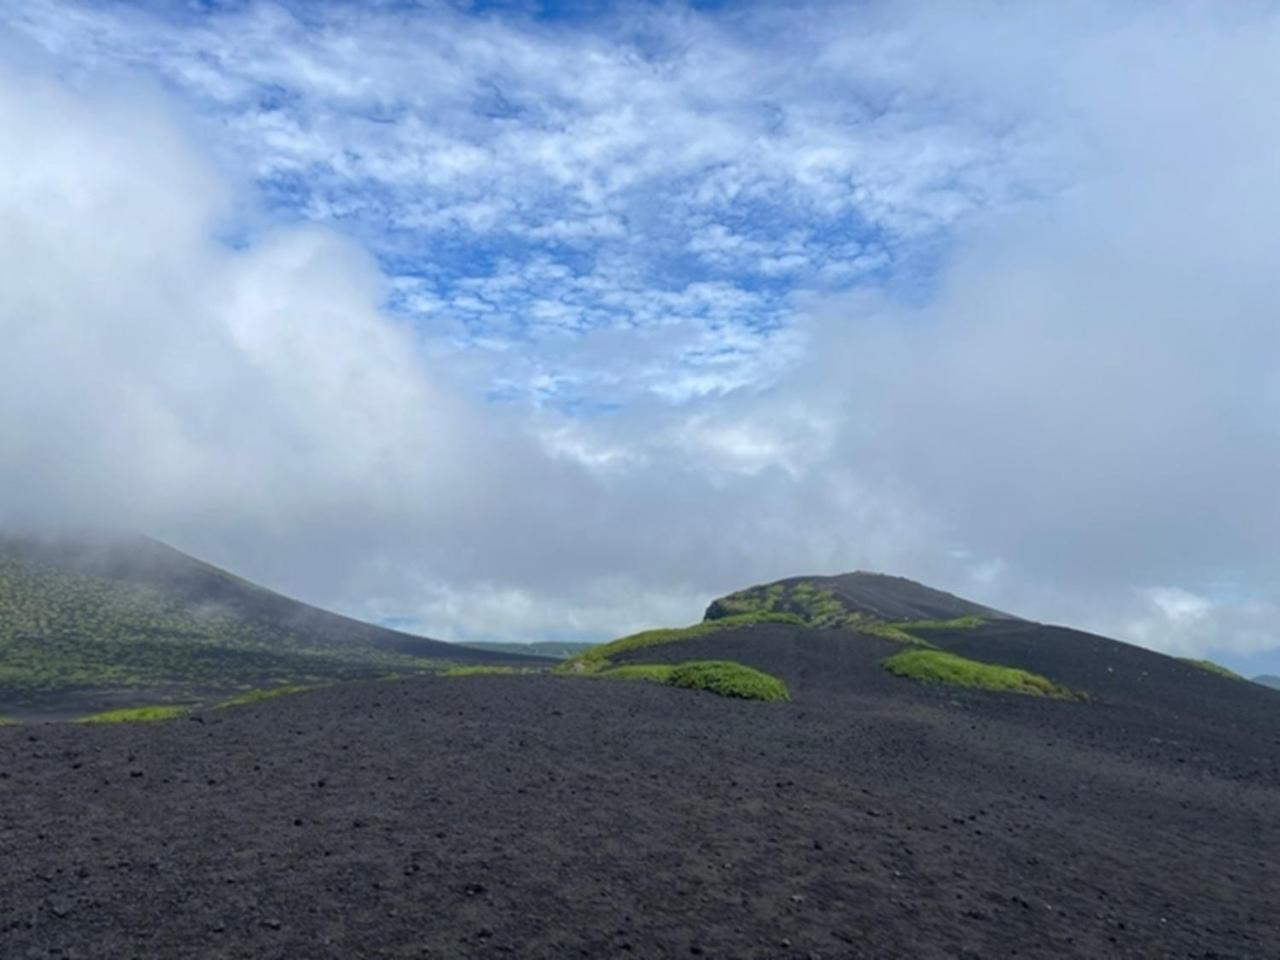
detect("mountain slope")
(606, 573), (1280, 782)
(1254, 674), (1280, 691)
(0, 533), (547, 714)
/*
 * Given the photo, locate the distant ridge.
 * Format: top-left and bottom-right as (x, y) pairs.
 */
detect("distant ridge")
(458, 640), (594, 660)
(1254, 674), (1280, 691)
(706, 570), (1017, 625)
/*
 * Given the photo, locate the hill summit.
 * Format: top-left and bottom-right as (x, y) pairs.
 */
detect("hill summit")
(705, 571), (1015, 627)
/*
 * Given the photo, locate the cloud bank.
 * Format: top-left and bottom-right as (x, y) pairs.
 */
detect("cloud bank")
(1, 2), (1278, 669)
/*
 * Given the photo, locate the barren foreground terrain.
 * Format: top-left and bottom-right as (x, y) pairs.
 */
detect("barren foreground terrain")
(3, 623), (1278, 959)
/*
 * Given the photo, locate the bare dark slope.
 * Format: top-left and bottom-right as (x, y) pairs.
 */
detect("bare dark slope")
(808, 571), (1017, 620)
(612, 620), (1280, 785)
(3, 662), (1276, 959)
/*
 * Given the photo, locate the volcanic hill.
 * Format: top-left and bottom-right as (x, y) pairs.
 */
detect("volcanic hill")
(705, 570), (1015, 624)
(1, 569), (1277, 958)
(0, 533), (546, 718)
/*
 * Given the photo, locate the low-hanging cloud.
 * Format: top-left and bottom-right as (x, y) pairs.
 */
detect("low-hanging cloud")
(1, 3), (1278, 668)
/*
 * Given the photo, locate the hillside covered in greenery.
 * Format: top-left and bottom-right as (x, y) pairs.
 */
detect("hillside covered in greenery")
(0, 534), (541, 713)
(705, 572), (1011, 629)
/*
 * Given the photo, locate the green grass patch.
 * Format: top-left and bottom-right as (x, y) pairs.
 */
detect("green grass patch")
(0, 715), (19, 726)
(440, 664), (534, 677)
(590, 659), (788, 701)
(705, 579), (971, 647)
(1180, 658), (1243, 681)
(711, 581), (846, 624)
(216, 684), (318, 708)
(855, 619), (937, 647)
(76, 704), (191, 724)
(666, 660), (790, 701)
(563, 611), (805, 674)
(882, 649), (1077, 699)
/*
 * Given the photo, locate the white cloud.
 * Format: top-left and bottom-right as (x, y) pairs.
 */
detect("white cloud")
(1120, 588), (1280, 659)
(6, 0), (1046, 405)
(0, 3), (1278, 672)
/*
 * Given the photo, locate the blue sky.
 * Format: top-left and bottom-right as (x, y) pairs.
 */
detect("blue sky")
(3, 1), (1280, 672)
(12, 0), (1036, 407)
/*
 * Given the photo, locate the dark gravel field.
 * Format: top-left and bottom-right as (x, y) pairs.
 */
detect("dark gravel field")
(3, 624), (1278, 959)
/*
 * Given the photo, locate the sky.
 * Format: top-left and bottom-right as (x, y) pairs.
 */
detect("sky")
(2, 1), (1279, 673)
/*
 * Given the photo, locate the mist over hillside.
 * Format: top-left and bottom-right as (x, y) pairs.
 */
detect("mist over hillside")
(0, 533), (546, 716)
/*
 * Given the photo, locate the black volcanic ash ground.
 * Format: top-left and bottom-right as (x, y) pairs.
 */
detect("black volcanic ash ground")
(2, 623), (1278, 959)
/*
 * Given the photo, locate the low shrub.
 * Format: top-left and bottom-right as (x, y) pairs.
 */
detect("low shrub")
(666, 660), (790, 701)
(592, 658), (789, 702)
(882, 649), (1077, 699)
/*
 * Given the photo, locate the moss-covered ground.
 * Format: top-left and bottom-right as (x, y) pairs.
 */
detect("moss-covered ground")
(76, 704), (192, 724)
(561, 611), (805, 674)
(664, 660), (790, 701)
(704, 579), (990, 646)
(592, 660), (788, 701)
(0, 545), (452, 707)
(441, 664), (540, 677)
(882, 648), (1078, 699)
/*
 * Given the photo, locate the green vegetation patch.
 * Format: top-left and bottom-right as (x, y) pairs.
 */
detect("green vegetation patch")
(856, 619), (938, 647)
(0, 543), (449, 705)
(441, 664), (537, 677)
(0, 716), (19, 726)
(77, 704), (192, 724)
(666, 660), (790, 701)
(711, 581), (844, 624)
(882, 649), (1077, 699)
(563, 611), (805, 674)
(591, 659), (788, 701)
(706, 579), (980, 646)
(1180, 658), (1243, 681)
(216, 684), (319, 708)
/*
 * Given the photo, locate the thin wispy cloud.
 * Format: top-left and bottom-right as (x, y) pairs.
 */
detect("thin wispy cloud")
(9, 0), (1042, 404)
